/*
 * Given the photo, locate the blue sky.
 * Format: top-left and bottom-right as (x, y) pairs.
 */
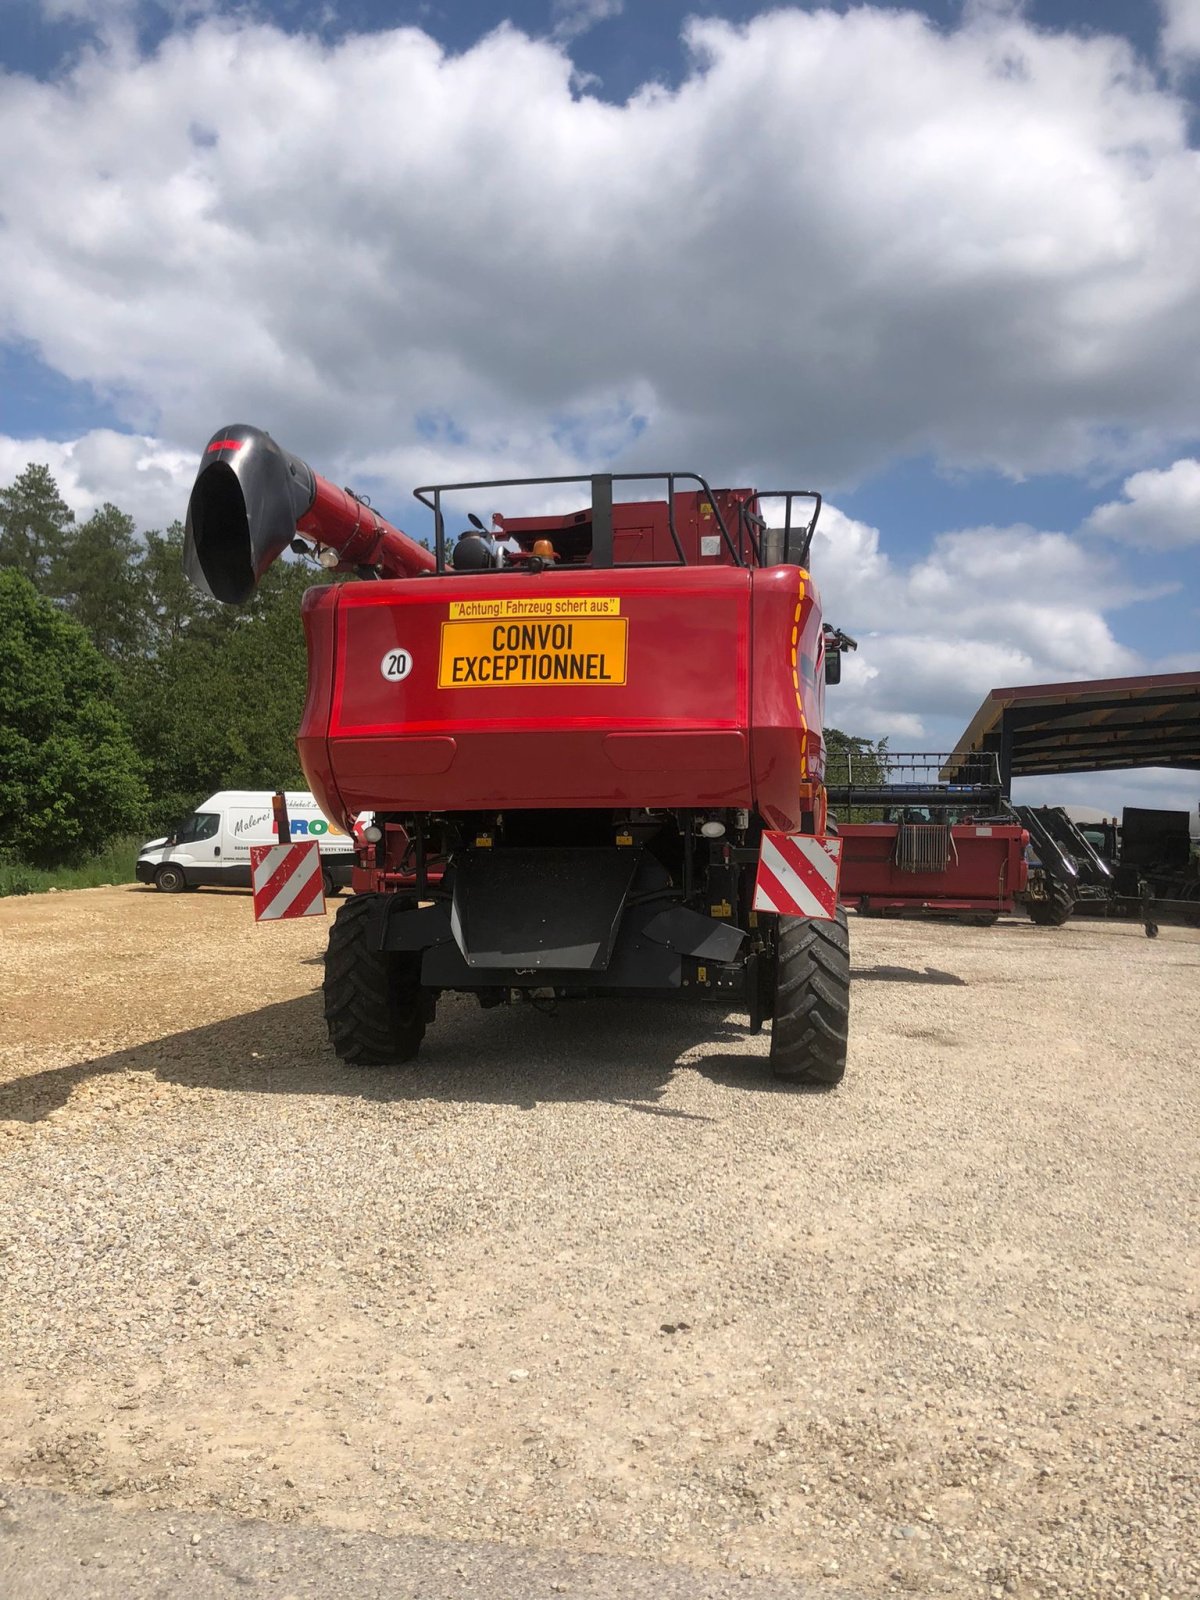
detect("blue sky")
(0, 0), (1197, 813)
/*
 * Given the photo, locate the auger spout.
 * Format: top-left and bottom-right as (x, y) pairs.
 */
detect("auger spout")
(183, 424), (434, 604)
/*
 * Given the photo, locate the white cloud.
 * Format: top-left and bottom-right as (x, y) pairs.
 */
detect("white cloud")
(0, 6), (1198, 490)
(1084, 458), (1200, 549)
(1160, 0), (1200, 63)
(0, 428), (193, 528)
(1015, 766), (1200, 823)
(551, 0), (623, 45)
(803, 504), (1145, 743)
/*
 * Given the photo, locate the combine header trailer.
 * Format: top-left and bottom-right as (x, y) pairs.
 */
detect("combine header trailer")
(830, 752), (1028, 924)
(183, 426), (853, 1084)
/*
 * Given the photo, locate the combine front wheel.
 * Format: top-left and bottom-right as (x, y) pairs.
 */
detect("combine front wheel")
(324, 895), (427, 1066)
(769, 910), (850, 1087)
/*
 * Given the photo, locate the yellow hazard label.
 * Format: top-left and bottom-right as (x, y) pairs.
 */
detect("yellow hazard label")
(448, 596), (620, 620)
(439, 617), (628, 687)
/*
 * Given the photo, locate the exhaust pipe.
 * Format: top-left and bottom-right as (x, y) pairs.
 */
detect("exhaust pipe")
(183, 424), (435, 604)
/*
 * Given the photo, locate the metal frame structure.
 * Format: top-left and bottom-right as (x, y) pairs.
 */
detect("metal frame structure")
(412, 473), (822, 574)
(825, 750), (1003, 814)
(951, 672), (1200, 794)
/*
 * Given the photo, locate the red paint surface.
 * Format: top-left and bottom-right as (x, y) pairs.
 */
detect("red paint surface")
(297, 563), (823, 829)
(297, 475), (435, 579)
(838, 823), (1029, 913)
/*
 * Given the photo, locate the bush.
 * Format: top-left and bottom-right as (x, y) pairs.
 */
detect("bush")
(0, 835), (144, 898)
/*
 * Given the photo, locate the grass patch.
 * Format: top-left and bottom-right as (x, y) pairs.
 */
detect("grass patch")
(0, 836), (144, 898)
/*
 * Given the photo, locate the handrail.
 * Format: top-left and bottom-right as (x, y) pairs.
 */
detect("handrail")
(412, 471), (741, 572)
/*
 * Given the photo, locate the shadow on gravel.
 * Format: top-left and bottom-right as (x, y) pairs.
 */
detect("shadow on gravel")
(852, 964), (967, 986)
(689, 1055), (838, 1095)
(0, 991), (783, 1125)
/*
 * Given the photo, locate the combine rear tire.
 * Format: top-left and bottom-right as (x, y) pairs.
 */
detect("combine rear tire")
(324, 895), (427, 1066)
(1027, 880), (1074, 927)
(769, 909), (850, 1086)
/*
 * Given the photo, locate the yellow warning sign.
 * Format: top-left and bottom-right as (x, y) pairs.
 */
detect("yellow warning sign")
(448, 596), (620, 620)
(439, 617), (628, 687)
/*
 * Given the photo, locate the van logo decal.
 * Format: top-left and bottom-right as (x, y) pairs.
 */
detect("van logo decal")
(233, 811), (272, 837)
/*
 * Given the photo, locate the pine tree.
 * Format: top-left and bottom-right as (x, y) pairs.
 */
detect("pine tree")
(51, 502), (147, 660)
(0, 462), (76, 586)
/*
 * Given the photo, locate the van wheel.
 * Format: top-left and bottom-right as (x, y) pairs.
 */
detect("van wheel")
(321, 870), (342, 899)
(769, 910), (850, 1086)
(324, 895), (427, 1065)
(155, 864), (187, 894)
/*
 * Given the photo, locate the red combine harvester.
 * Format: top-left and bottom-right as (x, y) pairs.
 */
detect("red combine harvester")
(183, 425), (854, 1084)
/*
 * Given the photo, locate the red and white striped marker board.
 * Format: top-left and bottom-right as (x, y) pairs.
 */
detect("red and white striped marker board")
(753, 832), (842, 920)
(249, 841), (326, 922)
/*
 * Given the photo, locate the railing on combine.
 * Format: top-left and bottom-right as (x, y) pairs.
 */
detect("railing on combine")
(736, 493), (823, 569)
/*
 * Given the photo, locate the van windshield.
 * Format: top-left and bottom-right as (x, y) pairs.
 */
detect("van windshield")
(174, 811), (219, 844)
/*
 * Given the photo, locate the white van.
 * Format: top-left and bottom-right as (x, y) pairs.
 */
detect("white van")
(136, 791), (362, 895)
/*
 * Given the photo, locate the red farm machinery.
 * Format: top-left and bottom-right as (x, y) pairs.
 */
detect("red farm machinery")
(829, 751), (1030, 924)
(183, 425), (854, 1084)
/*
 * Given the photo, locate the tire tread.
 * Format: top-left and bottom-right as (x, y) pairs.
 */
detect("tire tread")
(323, 895), (426, 1066)
(1028, 879), (1074, 926)
(769, 909), (851, 1085)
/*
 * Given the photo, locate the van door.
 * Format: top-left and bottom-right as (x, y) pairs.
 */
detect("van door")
(172, 810), (223, 885)
(226, 804), (277, 887)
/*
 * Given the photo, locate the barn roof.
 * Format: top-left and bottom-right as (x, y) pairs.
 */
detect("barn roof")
(951, 671), (1200, 782)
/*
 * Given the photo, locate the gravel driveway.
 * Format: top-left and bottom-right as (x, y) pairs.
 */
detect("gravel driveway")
(1, 886), (1197, 1598)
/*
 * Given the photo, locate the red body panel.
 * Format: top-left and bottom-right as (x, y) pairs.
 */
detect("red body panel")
(298, 564), (825, 830)
(838, 823), (1029, 914)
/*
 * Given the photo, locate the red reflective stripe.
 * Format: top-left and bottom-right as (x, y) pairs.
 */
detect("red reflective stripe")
(285, 861), (325, 919)
(753, 833), (841, 918)
(754, 858), (790, 913)
(257, 848), (308, 905)
(206, 439), (244, 452)
(250, 842), (325, 921)
(781, 838), (837, 912)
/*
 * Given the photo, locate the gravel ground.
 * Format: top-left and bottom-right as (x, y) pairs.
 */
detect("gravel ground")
(0, 885), (1197, 1599)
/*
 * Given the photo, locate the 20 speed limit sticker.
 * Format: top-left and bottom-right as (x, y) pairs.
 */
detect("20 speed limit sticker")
(380, 647), (413, 682)
(438, 617), (628, 688)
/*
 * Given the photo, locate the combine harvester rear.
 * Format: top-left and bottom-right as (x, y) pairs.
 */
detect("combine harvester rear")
(183, 426), (854, 1084)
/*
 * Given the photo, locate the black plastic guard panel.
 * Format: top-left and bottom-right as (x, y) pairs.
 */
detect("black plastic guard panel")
(642, 905), (745, 962)
(373, 899), (452, 952)
(451, 847), (641, 970)
(421, 931), (684, 992)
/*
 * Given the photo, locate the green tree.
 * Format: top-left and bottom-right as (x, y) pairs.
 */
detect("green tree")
(0, 570), (147, 866)
(140, 522), (233, 654)
(123, 559), (327, 830)
(0, 462), (75, 586)
(823, 727), (890, 822)
(50, 502), (147, 660)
